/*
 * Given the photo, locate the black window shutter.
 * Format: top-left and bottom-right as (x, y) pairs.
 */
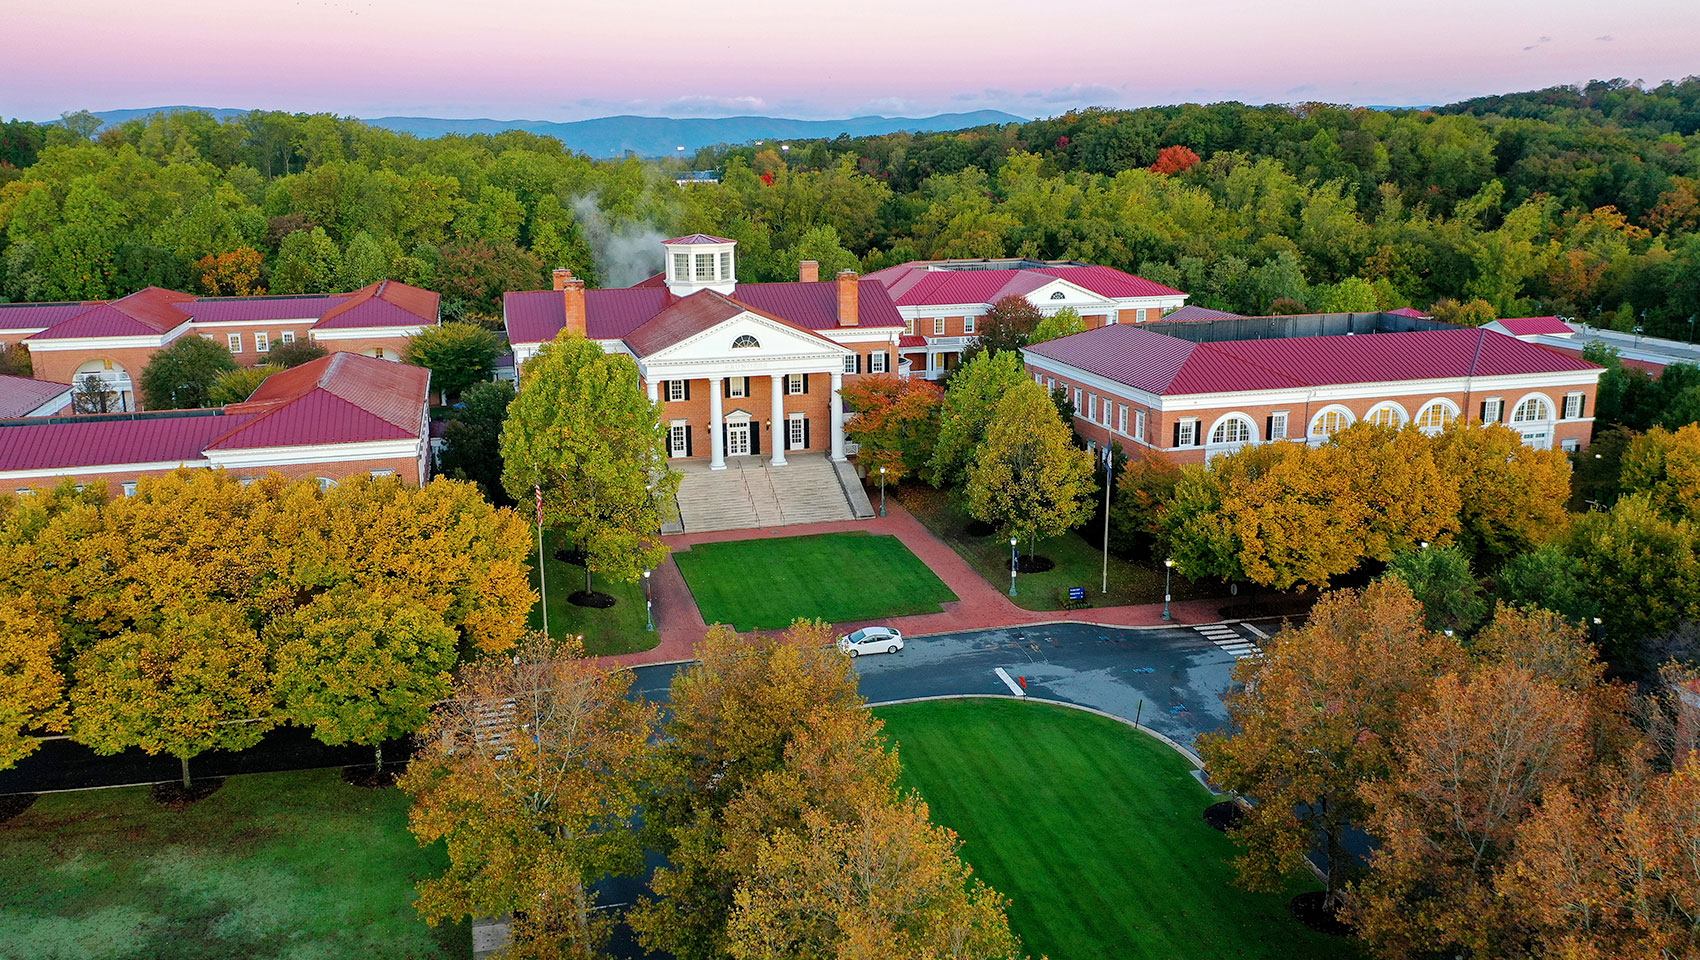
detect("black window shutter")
(1196, 423), (1205, 447)
(1480, 400), (1490, 422)
(683, 379), (691, 401)
(1266, 415), (1274, 438)
(685, 428), (693, 457)
(723, 379), (731, 399)
(803, 418), (811, 449)
(751, 421), (760, 455)
(856, 353), (863, 373)
(1173, 423), (1182, 448)
(1577, 395), (1586, 418)
(802, 373), (810, 393)
(884, 350), (891, 371)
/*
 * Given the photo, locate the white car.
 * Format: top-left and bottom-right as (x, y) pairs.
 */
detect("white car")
(838, 626), (904, 657)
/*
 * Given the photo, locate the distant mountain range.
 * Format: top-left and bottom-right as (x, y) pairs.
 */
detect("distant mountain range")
(71, 106), (1030, 157)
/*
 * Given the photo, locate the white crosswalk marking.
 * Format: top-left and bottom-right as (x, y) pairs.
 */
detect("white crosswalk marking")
(1193, 624), (1264, 660)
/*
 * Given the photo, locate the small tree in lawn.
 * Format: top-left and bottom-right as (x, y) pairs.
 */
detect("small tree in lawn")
(403, 321), (503, 402)
(138, 333), (239, 410)
(69, 603), (274, 790)
(265, 338), (327, 368)
(1197, 579), (1465, 911)
(961, 294), (1042, 362)
(965, 379), (1095, 564)
(270, 585), (459, 773)
(840, 374), (942, 483)
(0, 598), (67, 770)
(499, 332), (680, 601)
(926, 349), (1028, 487)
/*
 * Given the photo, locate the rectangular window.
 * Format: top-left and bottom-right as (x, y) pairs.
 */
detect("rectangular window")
(227, 333), (242, 353)
(280, 331), (296, 344)
(1118, 404), (1128, 433)
(1176, 419), (1199, 447)
(933, 317), (946, 336)
(121, 482), (137, 497)
(1035, 373), (1044, 385)
(369, 469), (395, 478)
(1563, 393), (1584, 419)
(1270, 411), (1289, 441)
(844, 355), (858, 375)
(1482, 398), (1504, 423)
(1073, 387), (1082, 411)
(1087, 394), (1097, 421)
(1136, 308), (1148, 323)
(695, 253), (714, 281)
(784, 374), (802, 395)
(964, 315), (977, 334)
(1135, 409), (1146, 440)
(254, 332), (270, 353)
(719, 250), (732, 280)
(673, 252), (689, 279)
(870, 352), (887, 374)
(904, 318), (916, 335)
(1561, 438), (1581, 453)
(667, 380), (685, 402)
(374, 347), (385, 359)
(1046, 377), (1055, 390)
(728, 377), (747, 398)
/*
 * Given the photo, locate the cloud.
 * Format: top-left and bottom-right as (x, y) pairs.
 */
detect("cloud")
(1596, 34), (1614, 41)
(1025, 83), (1122, 104)
(658, 94), (768, 116)
(856, 96), (919, 115)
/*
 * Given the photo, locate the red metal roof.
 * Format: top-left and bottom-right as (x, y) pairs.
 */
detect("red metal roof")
(0, 302), (92, 332)
(622, 290), (846, 357)
(188, 295), (349, 323)
(13, 283), (434, 340)
(0, 411), (248, 471)
(875, 263), (1184, 308)
(0, 375), (71, 418)
(1384, 307), (1432, 319)
(312, 281), (440, 330)
(1493, 316), (1572, 336)
(216, 352), (427, 448)
(661, 234), (735, 245)
(898, 334), (927, 348)
(1025, 326), (1600, 396)
(503, 280), (902, 346)
(733, 280), (904, 330)
(1032, 265), (1186, 299)
(24, 287), (197, 340)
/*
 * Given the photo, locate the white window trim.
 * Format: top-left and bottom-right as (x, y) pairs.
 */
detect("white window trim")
(728, 378), (747, 399)
(254, 332), (270, 353)
(1482, 397), (1504, 424)
(1269, 411), (1289, 441)
(1563, 392), (1584, 420)
(870, 352), (887, 374)
(964, 315), (977, 334)
(1308, 405), (1355, 439)
(280, 331), (296, 344)
(787, 374), (805, 395)
(667, 380), (685, 402)
(227, 333), (242, 353)
(933, 317), (946, 336)
(1176, 418), (1199, 447)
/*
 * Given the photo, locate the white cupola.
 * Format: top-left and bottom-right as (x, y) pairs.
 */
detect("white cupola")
(662, 234), (738, 297)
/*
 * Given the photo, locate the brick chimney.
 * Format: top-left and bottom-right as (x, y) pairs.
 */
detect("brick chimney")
(798, 260), (819, 283)
(551, 267), (573, 291)
(837, 270), (859, 327)
(561, 278), (586, 337)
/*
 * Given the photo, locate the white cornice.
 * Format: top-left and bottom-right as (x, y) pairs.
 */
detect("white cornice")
(25, 333), (170, 352)
(0, 458), (210, 480)
(309, 325), (427, 341)
(205, 437), (422, 469)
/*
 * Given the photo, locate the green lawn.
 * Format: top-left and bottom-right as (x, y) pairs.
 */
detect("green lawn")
(673, 531), (958, 631)
(0, 768), (464, 960)
(527, 532), (658, 657)
(897, 483), (1212, 612)
(876, 699), (1357, 960)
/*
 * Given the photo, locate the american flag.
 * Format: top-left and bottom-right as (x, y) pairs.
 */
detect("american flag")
(534, 482), (544, 524)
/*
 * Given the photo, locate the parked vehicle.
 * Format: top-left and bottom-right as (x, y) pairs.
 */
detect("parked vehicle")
(838, 626), (904, 657)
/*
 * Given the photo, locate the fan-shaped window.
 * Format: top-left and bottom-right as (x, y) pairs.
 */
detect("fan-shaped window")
(1365, 404), (1407, 427)
(1050, 291), (1066, 300)
(731, 335), (760, 349)
(1210, 417), (1252, 445)
(1512, 397), (1552, 423)
(1309, 407), (1353, 439)
(1414, 402), (1455, 432)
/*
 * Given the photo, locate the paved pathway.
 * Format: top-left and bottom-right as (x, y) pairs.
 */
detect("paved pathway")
(611, 498), (1230, 669)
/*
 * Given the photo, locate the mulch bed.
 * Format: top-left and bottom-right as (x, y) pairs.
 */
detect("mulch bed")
(151, 777), (225, 808)
(1203, 800), (1245, 832)
(568, 590), (616, 609)
(553, 547), (588, 567)
(0, 793), (37, 824)
(1288, 891), (1354, 937)
(1011, 555), (1055, 574)
(342, 764), (399, 788)
(964, 520), (996, 537)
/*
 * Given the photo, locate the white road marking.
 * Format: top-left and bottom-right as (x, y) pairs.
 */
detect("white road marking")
(1243, 623), (1270, 640)
(1193, 624), (1264, 660)
(994, 667), (1026, 697)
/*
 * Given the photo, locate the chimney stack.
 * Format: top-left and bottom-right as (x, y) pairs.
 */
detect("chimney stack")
(561, 278), (586, 337)
(798, 260), (819, 283)
(551, 267), (574, 291)
(837, 270), (859, 327)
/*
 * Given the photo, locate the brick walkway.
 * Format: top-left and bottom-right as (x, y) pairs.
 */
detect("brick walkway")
(607, 499), (1228, 668)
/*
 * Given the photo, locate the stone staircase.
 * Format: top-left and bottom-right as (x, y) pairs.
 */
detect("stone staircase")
(673, 454), (858, 533)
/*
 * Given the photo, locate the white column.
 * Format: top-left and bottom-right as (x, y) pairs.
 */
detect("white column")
(646, 378), (659, 403)
(769, 374), (788, 467)
(708, 377), (726, 470)
(830, 370), (846, 461)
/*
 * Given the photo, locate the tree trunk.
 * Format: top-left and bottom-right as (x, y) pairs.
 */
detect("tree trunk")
(374, 741), (383, 772)
(584, 561), (592, 596)
(180, 755), (191, 789)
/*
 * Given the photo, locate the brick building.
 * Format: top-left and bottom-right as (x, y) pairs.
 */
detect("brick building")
(0, 353), (431, 495)
(0, 281), (439, 412)
(0, 374), (72, 418)
(1021, 314), (1604, 464)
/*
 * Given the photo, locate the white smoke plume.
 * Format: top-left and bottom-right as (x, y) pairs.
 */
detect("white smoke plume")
(570, 194), (668, 288)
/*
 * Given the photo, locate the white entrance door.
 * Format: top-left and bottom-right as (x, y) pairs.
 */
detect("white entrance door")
(669, 423), (689, 458)
(726, 421), (751, 456)
(788, 416), (806, 451)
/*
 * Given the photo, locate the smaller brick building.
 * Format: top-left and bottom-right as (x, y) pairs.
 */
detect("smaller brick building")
(0, 353), (431, 495)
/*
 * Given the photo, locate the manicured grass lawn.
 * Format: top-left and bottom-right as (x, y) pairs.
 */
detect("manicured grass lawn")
(0, 768), (464, 960)
(527, 533), (658, 657)
(673, 531), (958, 631)
(876, 699), (1358, 960)
(897, 483), (1213, 612)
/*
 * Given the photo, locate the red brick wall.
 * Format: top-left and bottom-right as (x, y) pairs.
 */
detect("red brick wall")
(648, 374), (835, 458)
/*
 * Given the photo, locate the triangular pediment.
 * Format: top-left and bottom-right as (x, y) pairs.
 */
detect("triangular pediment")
(642, 310), (849, 363)
(1032, 277), (1115, 306)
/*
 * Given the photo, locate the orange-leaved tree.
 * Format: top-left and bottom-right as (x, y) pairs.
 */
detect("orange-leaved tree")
(840, 374), (942, 483)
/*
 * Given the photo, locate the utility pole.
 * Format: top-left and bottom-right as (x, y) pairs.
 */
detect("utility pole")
(1101, 444), (1113, 595)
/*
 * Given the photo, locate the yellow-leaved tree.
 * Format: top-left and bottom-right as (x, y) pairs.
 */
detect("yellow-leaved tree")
(965, 379), (1095, 561)
(0, 597), (67, 768)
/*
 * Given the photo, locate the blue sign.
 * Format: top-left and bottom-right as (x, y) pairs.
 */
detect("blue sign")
(1068, 587), (1086, 601)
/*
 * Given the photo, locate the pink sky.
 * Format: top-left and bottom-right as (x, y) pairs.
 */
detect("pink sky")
(8, 0), (1698, 121)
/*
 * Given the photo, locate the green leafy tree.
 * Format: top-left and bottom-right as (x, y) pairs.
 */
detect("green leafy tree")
(1563, 494), (1700, 664)
(436, 241), (543, 315)
(271, 226), (344, 294)
(965, 380), (1096, 559)
(1029, 307), (1086, 344)
(500, 333), (679, 593)
(961, 294), (1042, 362)
(270, 586), (458, 771)
(265, 338), (328, 368)
(1495, 544), (1599, 626)
(207, 364), (275, 405)
(138, 334), (240, 410)
(1619, 423), (1700, 522)
(403, 322), (503, 401)
(438, 380), (516, 504)
(1383, 544), (1489, 635)
(926, 350), (1028, 487)
(338, 230), (391, 289)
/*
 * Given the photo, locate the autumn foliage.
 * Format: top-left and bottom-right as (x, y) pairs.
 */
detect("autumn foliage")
(840, 374), (943, 482)
(1148, 145), (1201, 176)
(193, 246), (266, 296)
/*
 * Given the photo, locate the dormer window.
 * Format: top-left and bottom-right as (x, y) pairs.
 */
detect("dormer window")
(672, 252), (689, 279)
(732, 335), (760, 348)
(695, 253), (715, 281)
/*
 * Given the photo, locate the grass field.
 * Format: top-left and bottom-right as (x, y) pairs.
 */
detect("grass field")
(0, 768), (463, 960)
(673, 531), (958, 631)
(897, 484), (1212, 612)
(875, 699), (1357, 960)
(527, 533), (657, 656)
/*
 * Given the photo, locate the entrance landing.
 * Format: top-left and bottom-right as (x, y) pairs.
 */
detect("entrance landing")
(671, 453), (861, 533)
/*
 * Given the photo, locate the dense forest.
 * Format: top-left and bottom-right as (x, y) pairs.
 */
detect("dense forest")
(2, 76), (1698, 334)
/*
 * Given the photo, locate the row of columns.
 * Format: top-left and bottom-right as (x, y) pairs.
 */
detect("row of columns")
(650, 371), (844, 470)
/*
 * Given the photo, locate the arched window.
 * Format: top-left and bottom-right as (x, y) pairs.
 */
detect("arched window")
(1414, 402), (1456, 432)
(1365, 403), (1407, 428)
(731, 335), (760, 349)
(1512, 397), (1552, 423)
(1050, 291), (1066, 300)
(1210, 417), (1252, 445)
(1309, 407), (1353, 439)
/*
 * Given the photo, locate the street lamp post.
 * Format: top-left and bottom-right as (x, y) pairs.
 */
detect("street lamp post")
(644, 569), (654, 632)
(1162, 558), (1174, 621)
(1009, 537), (1019, 597)
(878, 466), (887, 517)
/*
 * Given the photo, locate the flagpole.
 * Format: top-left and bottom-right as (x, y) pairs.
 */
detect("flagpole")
(534, 476), (549, 637)
(1101, 443), (1112, 595)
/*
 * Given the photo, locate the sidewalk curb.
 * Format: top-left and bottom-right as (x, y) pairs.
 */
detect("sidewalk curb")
(866, 693), (1205, 768)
